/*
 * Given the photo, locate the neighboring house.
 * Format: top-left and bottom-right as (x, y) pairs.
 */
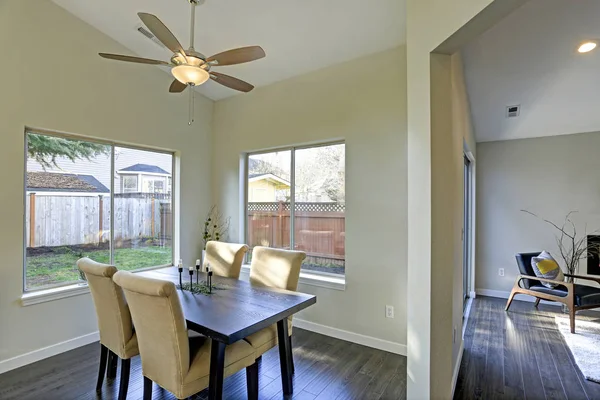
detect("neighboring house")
(26, 171), (109, 196)
(26, 147), (173, 194)
(248, 173), (290, 202)
(117, 163), (171, 194)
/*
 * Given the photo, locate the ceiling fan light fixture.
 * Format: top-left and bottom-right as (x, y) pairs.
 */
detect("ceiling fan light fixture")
(171, 65), (209, 85)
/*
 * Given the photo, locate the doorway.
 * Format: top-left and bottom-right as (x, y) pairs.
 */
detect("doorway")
(463, 153), (473, 312)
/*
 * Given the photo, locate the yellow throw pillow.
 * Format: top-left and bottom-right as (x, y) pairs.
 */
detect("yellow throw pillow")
(531, 251), (565, 289)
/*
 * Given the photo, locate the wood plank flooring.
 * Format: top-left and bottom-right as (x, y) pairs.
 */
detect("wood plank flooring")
(0, 328), (406, 400)
(455, 296), (600, 400)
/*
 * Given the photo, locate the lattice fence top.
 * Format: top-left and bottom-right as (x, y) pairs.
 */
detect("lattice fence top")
(248, 202), (345, 213)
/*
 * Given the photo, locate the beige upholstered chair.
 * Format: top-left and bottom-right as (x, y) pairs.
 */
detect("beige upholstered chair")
(244, 246), (306, 369)
(112, 270), (258, 400)
(77, 258), (138, 400)
(203, 241), (249, 279)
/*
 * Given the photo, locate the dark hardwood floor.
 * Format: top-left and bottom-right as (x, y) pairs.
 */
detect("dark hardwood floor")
(0, 328), (406, 400)
(455, 296), (600, 400)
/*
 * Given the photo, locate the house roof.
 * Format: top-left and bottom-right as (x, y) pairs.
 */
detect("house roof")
(119, 163), (170, 175)
(248, 173), (290, 187)
(27, 172), (109, 193)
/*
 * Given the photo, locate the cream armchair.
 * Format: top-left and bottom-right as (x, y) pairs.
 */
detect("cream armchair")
(77, 258), (138, 400)
(203, 241), (249, 278)
(244, 246), (306, 372)
(112, 270), (258, 400)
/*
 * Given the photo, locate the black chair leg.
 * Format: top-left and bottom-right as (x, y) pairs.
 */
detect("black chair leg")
(143, 376), (153, 400)
(96, 344), (108, 392)
(107, 350), (118, 379)
(246, 362), (259, 400)
(118, 358), (131, 400)
(288, 335), (295, 374)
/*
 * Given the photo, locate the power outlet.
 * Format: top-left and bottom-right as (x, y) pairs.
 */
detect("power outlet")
(498, 268), (505, 277)
(385, 305), (394, 319)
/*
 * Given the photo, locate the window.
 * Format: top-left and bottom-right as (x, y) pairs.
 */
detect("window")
(142, 176), (166, 193)
(121, 175), (138, 193)
(24, 131), (174, 291)
(246, 143), (345, 275)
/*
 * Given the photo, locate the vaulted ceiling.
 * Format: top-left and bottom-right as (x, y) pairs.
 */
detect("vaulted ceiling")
(462, 0), (600, 142)
(53, 0), (406, 101)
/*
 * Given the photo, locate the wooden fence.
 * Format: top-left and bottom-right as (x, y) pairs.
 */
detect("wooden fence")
(247, 202), (345, 265)
(26, 193), (172, 248)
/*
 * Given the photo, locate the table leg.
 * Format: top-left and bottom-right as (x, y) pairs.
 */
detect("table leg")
(277, 317), (293, 395)
(208, 340), (226, 400)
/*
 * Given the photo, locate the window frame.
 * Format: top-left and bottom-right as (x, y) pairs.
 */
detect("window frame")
(121, 174), (139, 193)
(23, 128), (176, 292)
(244, 140), (345, 276)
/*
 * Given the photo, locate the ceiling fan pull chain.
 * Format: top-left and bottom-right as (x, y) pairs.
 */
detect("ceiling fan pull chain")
(188, 86), (195, 125)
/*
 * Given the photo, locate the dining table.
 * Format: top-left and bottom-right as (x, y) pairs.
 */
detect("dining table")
(137, 267), (317, 400)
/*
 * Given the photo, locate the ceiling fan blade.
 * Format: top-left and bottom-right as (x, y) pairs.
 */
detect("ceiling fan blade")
(207, 46), (265, 66)
(99, 53), (170, 65)
(138, 12), (187, 56)
(169, 79), (187, 93)
(210, 72), (254, 92)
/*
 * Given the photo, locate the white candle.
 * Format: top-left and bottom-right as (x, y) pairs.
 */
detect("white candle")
(195, 259), (201, 266)
(178, 259), (183, 267)
(189, 266), (194, 271)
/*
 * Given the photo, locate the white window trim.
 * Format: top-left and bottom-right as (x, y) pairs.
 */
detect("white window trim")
(21, 264), (173, 306)
(243, 141), (346, 280)
(240, 264), (345, 291)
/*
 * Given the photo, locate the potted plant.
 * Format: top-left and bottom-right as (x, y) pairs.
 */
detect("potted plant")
(202, 205), (230, 259)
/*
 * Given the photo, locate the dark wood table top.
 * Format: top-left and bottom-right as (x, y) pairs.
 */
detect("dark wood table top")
(136, 267), (316, 344)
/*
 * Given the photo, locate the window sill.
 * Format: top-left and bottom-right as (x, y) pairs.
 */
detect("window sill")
(21, 283), (90, 306)
(240, 265), (346, 291)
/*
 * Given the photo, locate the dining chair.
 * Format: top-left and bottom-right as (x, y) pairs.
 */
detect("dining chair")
(77, 258), (138, 400)
(203, 241), (249, 279)
(112, 270), (259, 400)
(244, 246), (306, 372)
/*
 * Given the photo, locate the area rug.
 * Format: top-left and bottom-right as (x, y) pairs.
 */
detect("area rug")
(555, 316), (600, 383)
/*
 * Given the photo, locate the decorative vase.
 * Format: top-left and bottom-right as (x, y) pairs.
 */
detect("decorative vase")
(202, 249), (206, 266)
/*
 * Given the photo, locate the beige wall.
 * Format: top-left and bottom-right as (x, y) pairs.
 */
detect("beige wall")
(213, 48), (408, 346)
(477, 131), (600, 294)
(406, 0), (506, 398)
(0, 0), (213, 363)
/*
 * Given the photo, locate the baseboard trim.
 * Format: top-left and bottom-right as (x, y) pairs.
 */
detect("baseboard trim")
(451, 339), (464, 398)
(476, 288), (561, 306)
(294, 318), (407, 356)
(0, 331), (99, 374)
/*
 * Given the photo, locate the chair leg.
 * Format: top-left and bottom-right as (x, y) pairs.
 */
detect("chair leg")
(107, 350), (118, 379)
(533, 298), (541, 307)
(570, 308), (576, 333)
(118, 358), (131, 400)
(96, 344), (108, 392)
(505, 288), (517, 311)
(246, 362), (259, 400)
(288, 335), (295, 374)
(143, 376), (153, 400)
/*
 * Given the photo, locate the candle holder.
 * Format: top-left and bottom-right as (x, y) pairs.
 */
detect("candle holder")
(208, 270), (213, 294)
(189, 268), (194, 289)
(195, 259), (201, 285)
(178, 266), (183, 289)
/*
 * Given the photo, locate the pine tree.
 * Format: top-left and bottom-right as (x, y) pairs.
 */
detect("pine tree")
(27, 133), (110, 169)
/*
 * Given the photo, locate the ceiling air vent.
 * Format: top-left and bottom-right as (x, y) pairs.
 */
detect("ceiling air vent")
(136, 25), (166, 49)
(506, 105), (520, 118)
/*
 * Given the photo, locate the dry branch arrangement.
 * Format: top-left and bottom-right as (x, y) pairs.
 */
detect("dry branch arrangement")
(522, 210), (600, 282)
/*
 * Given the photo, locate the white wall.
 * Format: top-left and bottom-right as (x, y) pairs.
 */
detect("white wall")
(406, 0), (525, 397)
(212, 48), (408, 347)
(476, 131), (600, 294)
(0, 0), (213, 363)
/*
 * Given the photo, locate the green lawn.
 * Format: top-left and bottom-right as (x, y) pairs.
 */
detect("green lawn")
(26, 247), (172, 289)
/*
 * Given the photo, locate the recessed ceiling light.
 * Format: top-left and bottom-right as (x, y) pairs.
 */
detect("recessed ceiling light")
(578, 41), (597, 53)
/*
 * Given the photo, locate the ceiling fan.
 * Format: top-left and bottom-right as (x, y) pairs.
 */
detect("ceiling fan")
(98, 0), (265, 124)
